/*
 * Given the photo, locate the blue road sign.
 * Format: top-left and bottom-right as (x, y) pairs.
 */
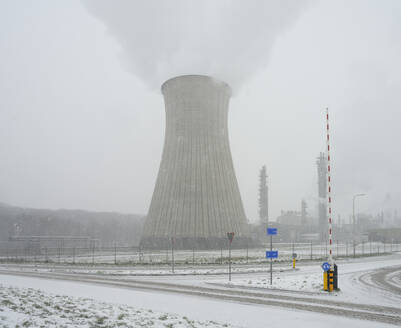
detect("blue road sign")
(267, 228), (277, 235)
(322, 262), (331, 272)
(266, 251), (278, 259)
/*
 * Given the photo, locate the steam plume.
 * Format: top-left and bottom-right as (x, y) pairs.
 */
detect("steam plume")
(82, 0), (309, 91)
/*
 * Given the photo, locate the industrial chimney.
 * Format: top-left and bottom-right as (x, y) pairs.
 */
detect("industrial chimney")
(140, 75), (250, 249)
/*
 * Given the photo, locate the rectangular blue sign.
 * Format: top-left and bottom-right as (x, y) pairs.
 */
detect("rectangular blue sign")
(266, 251), (278, 259)
(267, 228), (277, 235)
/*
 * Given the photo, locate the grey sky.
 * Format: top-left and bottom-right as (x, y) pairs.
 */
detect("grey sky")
(0, 0), (400, 223)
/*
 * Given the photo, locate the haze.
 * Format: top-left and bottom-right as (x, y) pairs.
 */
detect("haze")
(0, 0), (400, 223)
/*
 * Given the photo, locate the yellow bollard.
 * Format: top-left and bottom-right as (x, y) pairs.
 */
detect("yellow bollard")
(292, 258), (296, 269)
(329, 270), (334, 292)
(323, 271), (328, 291)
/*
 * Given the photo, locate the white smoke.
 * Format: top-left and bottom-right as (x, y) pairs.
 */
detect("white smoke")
(82, 0), (310, 91)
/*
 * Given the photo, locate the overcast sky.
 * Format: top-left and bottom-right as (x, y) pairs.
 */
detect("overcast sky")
(0, 0), (400, 223)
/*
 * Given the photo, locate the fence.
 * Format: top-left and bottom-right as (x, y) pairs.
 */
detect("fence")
(0, 240), (400, 266)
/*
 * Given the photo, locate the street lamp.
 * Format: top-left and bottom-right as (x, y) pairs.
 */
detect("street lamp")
(353, 193), (366, 257)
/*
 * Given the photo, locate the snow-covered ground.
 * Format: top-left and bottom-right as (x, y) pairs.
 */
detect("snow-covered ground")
(0, 263), (293, 276)
(0, 253), (400, 327)
(0, 284), (231, 328)
(0, 274), (396, 328)
(222, 270), (322, 292)
(207, 254), (401, 307)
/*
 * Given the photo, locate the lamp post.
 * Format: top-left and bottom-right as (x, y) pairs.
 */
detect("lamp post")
(353, 193), (366, 257)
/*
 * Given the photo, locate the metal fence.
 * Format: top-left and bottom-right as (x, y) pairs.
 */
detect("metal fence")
(0, 241), (400, 266)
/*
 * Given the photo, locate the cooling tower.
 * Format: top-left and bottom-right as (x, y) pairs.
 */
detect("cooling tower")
(140, 75), (250, 249)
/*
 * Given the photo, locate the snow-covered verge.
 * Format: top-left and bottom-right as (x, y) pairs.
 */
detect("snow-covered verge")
(220, 272), (324, 293)
(207, 255), (401, 307)
(26, 266), (289, 276)
(0, 284), (232, 328)
(0, 263), (295, 276)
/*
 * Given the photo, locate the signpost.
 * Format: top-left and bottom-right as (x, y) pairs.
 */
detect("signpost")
(114, 241), (117, 265)
(322, 262), (331, 272)
(227, 232), (235, 281)
(322, 261), (332, 291)
(266, 228), (278, 285)
(266, 251), (278, 258)
(171, 237), (175, 274)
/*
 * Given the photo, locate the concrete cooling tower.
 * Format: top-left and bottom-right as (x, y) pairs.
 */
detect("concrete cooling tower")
(140, 75), (250, 249)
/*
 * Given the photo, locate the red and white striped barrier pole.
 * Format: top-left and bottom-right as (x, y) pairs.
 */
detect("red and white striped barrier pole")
(326, 108), (333, 266)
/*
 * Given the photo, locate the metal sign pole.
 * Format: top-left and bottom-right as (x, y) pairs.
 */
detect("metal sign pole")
(220, 243), (223, 264)
(270, 234), (273, 285)
(92, 241), (95, 265)
(229, 240), (231, 281)
(266, 228), (278, 285)
(192, 243), (195, 266)
(226, 232), (235, 282)
(171, 237), (175, 274)
(114, 241), (117, 265)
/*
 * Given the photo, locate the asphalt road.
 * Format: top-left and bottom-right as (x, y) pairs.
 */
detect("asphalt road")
(359, 265), (401, 296)
(1, 268), (401, 325)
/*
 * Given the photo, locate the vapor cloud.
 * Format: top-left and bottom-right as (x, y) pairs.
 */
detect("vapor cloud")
(82, 0), (309, 91)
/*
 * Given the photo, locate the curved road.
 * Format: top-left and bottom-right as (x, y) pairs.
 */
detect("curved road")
(359, 265), (401, 296)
